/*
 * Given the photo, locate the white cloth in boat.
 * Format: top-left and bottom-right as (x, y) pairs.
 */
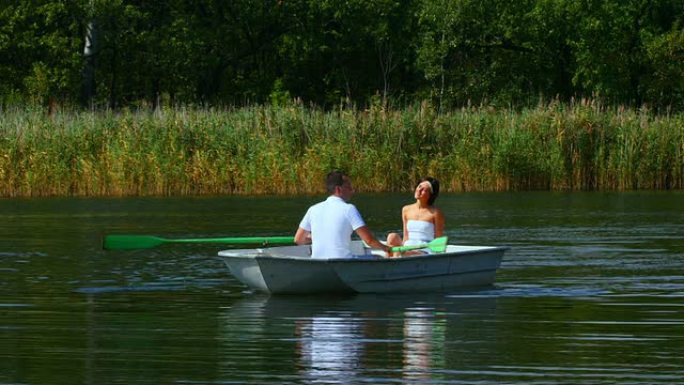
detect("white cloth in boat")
(299, 196), (367, 259)
(403, 220), (435, 254)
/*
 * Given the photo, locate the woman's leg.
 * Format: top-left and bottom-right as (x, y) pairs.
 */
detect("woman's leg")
(386, 232), (403, 257)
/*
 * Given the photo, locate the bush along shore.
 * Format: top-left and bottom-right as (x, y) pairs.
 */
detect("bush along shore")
(1, 101), (682, 197)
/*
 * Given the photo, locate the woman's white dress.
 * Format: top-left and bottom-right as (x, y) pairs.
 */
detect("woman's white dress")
(404, 220), (435, 253)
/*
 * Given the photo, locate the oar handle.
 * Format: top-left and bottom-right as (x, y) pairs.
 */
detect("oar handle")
(171, 236), (295, 245)
(389, 236), (448, 253)
(389, 244), (427, 252)
(103, 234), (295, 250)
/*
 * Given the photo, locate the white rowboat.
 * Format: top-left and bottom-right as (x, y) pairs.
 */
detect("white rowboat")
(218, 241), (507, 294)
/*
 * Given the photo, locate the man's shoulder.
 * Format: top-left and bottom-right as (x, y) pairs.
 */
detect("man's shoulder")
(312, 196), (359, 213)
(309, 197), (340, 211)
(323, 196), (354, 207)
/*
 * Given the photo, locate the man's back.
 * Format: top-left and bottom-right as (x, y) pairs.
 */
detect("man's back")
(294, 170), (388, 258)
(300, 196), (365, 258)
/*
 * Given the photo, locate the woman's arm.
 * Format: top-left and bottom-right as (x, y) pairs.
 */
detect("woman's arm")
(401, 205), (409, 242)
(433, 207), (445, 237)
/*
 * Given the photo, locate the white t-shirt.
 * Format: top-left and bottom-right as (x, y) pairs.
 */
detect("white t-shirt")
(298, 196), (366, 258)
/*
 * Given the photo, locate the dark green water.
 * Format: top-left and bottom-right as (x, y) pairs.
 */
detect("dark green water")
(2, 192), (683, 385)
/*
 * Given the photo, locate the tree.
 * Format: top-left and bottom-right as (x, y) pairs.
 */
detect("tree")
(416, 0), (544, 108)
(570, 0), (684, 107)
(0, 0), (85, 107)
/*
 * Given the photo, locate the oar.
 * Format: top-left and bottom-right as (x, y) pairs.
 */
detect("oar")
(103, 235), (295, 250)
(389, 236), (448, 254)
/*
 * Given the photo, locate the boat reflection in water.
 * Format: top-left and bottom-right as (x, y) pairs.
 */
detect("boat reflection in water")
(403, 307), (445, 382)
(218, 293), (494, 383)
(296, 313), (364, 382)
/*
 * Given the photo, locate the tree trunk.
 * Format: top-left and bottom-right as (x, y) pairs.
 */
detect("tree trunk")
(81, 20), (97, 107)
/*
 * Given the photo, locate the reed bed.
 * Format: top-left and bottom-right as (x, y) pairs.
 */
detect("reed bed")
(0, 102), (682, 197)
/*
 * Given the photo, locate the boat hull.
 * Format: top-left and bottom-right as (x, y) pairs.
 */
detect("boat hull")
(219, 243), (507, 294)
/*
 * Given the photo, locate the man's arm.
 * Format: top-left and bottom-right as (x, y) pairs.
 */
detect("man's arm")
(294, 227), (311, 245)
(355, 226), (390, 256)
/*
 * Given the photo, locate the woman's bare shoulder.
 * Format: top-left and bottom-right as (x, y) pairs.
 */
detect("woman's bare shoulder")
(402, 203), (417, 213)
(431, 206), (445, 222)
(431, 205), (443, 213)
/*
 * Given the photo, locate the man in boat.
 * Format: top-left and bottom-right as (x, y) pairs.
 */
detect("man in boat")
(294, 170), (390, 258)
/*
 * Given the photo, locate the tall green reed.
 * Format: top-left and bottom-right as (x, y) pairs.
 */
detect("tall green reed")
(0, 102), (682, 197)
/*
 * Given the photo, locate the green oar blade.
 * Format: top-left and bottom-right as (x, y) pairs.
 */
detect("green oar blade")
(426, 236), (448, 252)
(389, 236), (448, 254)
(103, 235), (166, 250)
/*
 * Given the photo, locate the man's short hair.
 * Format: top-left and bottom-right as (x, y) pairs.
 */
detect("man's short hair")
(326, 170), (347, 194)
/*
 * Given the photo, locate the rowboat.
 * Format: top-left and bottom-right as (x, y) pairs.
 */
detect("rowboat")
(218, 241), (508, 294)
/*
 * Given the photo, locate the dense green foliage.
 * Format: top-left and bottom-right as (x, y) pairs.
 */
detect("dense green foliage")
(1, 103), (681, 197)
(1, 0), (683, 110)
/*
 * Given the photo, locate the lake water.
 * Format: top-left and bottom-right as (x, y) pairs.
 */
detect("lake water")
(1, 192), (683, 385)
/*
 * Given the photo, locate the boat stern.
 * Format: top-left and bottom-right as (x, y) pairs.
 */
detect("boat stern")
(219, 247), (353, 294)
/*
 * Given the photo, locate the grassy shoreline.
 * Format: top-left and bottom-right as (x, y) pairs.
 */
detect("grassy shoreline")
(1, 102), (682, 197)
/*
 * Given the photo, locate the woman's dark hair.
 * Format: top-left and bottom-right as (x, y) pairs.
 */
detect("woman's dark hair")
(326, 170), (347, 194)
(418, 177), (440, 205)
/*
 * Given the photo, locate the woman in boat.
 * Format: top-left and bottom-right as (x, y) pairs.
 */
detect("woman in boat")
(386, 177), (445, 257)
